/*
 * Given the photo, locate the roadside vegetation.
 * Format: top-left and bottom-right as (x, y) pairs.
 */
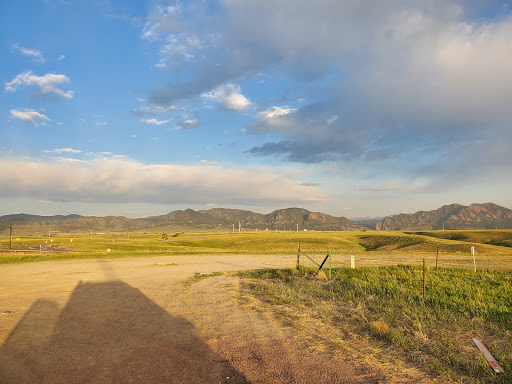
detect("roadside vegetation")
(239, 266), (512, 383)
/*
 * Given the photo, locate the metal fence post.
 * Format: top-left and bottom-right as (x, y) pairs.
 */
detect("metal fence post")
(422, 258), (426, 300)
(297, 242), (300, 270)
(329, 247), (332, 280)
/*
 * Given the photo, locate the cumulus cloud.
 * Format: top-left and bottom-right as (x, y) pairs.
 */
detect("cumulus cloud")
(202, 84), (251, 111)
(13, 44), (45, 63)
(141, 118), (170, 125)
(9, 109), (50, 126)
(5, 71), (74, 99)
(0, 157), (326, 206)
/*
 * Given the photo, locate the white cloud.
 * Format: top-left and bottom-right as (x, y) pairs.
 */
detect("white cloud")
(259, 106), (297, 119)
(96, 122), (108, 126)
(134, 102), (176, 116)
(58, 55), (65, 61)
(0, 157), (326, 206)
(9, 109), (50, 126)
(201, 84), (251, 111)
(13, 44), (45, 63)
(141, 118), (170, 125)
(5, 71), (74, 99)
(176, 119), (199, 129)
(43, 148), (82, 154)
(56, 157), (90, 165)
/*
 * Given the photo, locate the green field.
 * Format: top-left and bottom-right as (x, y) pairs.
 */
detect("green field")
(1, 230), (512, 269)
(240, 266), (512, 383)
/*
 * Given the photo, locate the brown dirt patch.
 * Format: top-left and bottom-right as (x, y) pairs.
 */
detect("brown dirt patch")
(0, 255), (435, 383)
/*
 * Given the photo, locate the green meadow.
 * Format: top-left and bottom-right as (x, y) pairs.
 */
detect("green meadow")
(1, 230), (512, 269)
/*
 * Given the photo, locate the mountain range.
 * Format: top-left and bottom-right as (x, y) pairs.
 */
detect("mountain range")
(1, 203), (511, 235)
(0, 207), (365, 235)
(376, 203), (512, 230)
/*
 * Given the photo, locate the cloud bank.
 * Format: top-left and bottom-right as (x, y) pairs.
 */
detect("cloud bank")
(0, 157), (325, 206)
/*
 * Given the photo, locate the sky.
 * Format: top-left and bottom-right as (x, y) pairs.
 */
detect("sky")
(1, 0), (512, 219)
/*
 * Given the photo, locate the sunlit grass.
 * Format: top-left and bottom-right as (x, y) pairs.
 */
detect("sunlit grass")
(1, 230), (512, 268)
(240, 266), (512, 383)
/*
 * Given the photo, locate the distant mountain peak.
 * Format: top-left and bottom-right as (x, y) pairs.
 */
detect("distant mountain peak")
(376, 202), (512, 230)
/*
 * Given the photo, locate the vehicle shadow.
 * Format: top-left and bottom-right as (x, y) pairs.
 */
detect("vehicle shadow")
(0, 280), (249, 384)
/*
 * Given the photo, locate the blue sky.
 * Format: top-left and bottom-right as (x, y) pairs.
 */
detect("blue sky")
(1, 0), (512, 218)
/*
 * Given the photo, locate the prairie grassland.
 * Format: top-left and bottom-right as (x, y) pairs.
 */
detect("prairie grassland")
(239, 266), (512, 383)
(406, 230), (512, 248)
(0, 230), (511, 268)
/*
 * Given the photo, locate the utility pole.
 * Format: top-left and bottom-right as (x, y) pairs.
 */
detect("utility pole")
(9, 224), (12, 249)
(297, 223), (299, 231)
(238, 221), (241, 233)
(232, 224), (234, 233)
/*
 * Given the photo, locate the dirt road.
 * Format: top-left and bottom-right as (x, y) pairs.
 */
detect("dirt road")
(0, 255), (408, 383)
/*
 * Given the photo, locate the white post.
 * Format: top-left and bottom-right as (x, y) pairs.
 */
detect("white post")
(350, 255), (355, 269)
(297, 224), (299, 231)
(238, 221), (241, 233)
(471, 246), (476, 272)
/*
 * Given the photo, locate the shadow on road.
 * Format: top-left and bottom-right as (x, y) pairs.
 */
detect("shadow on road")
(0, 280), (249, 383)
